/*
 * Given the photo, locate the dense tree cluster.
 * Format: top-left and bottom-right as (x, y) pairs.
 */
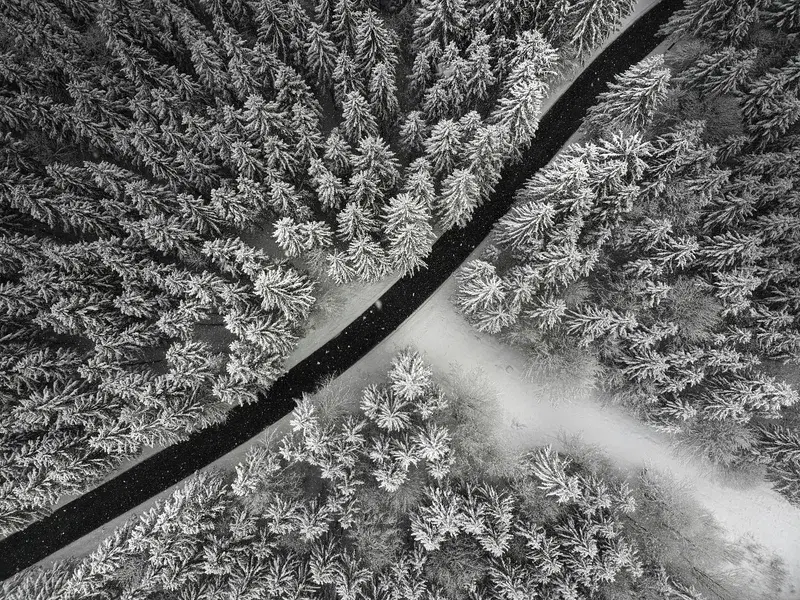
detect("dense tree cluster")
(4, 351), (683, 600)
(756, 423), (800, 505)
(0, 0), (640, 535)
(455, 4), (800, 503)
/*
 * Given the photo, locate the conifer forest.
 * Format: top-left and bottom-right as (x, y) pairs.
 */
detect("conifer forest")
(2, 0), (800, 598)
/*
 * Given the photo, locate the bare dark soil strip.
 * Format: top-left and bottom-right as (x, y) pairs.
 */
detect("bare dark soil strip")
(0, 0), (681, 578)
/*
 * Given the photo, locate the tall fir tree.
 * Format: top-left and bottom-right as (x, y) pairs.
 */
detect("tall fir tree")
(354, 10), (398, 75)
(424, 119), (463, 177)
(305, 23), (338, 89)
(437, 168), (480, 230)
(368, 62), (399, 126)
(411, 0), (468, 51)
(585, 55), (671, 135)
(341, 91), (379, 143)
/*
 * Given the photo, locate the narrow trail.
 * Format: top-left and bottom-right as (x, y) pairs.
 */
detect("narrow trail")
(0, 0), (680, 580)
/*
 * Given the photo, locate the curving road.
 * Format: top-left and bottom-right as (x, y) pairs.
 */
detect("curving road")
(0, 0), (681, 579)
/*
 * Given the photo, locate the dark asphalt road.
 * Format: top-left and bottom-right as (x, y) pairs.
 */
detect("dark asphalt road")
(0, 0), (681, 579)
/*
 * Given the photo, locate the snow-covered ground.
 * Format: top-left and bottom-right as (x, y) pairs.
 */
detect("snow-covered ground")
(285, 273), (403, 369)
(366, 279), (800, 599)
(44, 270), (800, 597)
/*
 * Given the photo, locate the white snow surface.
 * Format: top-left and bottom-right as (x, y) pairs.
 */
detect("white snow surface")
(370, 277), (800, 599)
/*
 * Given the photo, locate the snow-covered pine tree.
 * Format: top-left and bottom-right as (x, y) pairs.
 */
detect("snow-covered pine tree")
(464, 32), (496, 107)
(465, 124), (509, 199)
(495, 200), (557, 253)
(488, 64), (545, 157)
(351, 135), (402, 190)
(346, 173), (382, 213)
(305, 22), (338, 89)
(346, 235), (389, 282)
(333, 53), (364, 108)
(677, 47), (758, 98)
(323, 127), (353, 176)
(251, 0), (307, 64)
(421, 81), (455, 123)
(476, 0), (535, 38)
(424, 119), (463, 177)
(383, 193), (435, 275)
(411, 0), (468, 51)
(263, 177), (305, 218)
(563, 0), (636, 59)
(354, 10), (398, 75)
(422, 42), (470, 119)
(331, 0), (361, 54)
(314, 0), (335, 28)
(504, 30), (561, 86)
(740, 70), (800, 149)
(341, 91), (379, 143)
(457, 110), (483, 144)
(584, 55), (671, 135)
(290, 103), (325, 169)
(325, 248), (357, 284)
(368, 62), (399, 126)
(336, 201), (379, 242)
(309, 159), (345, 211)
(758, 425), (800, 505)
(273, 217), (334, 258)
(408, 45), (438, 100)
(399, 111), (429, 153)
(403, 159), (437, 212)
(698, 231), (764, 271)
(660, 0), (768, 47)
(254, 266), (316, 321)
(437, 168), (480, 230)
